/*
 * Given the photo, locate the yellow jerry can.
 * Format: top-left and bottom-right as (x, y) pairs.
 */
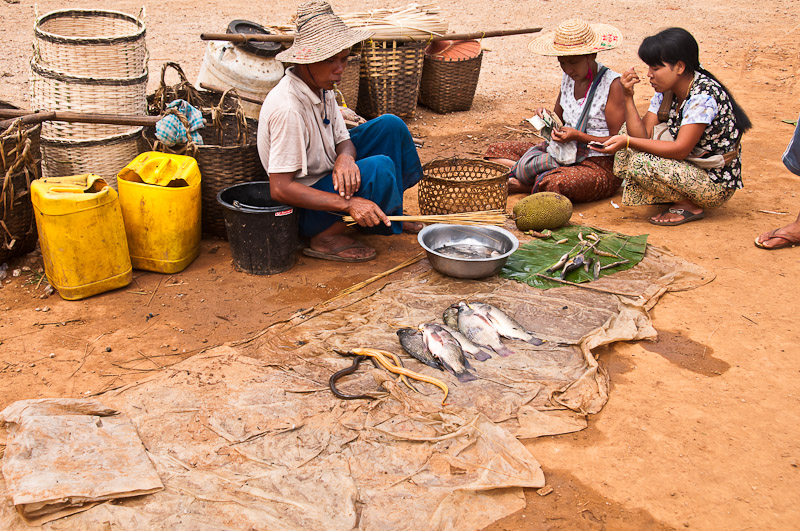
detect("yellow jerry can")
(117, 152), (202, 274)
(31, 175), (132, 301)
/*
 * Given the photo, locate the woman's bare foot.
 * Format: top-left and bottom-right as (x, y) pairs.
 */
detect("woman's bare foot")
(755, 215), (800, 249)
(402, 221), (424, 234)
(508, 177), (532, 194)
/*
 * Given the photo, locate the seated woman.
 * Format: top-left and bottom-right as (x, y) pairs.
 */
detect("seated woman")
(594, 27), (752, 225)
(485, 19), (625, 203)
(257, 1), (422, 263)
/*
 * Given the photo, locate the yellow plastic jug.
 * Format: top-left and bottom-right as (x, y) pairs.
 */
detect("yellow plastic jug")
(31, 175), (132, 301)
(117, 152), (201, 273)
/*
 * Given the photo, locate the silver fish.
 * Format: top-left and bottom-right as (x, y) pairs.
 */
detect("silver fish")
(456, 302), (514, 357)
(468, 302), (544, 346)
(440, 324), (492, 362)
(546, 252), (570, 273)
(592, 259), (601, 280)
(442, 303), (459, 329)
(420, 323), (477, 382)
(397, 328), (439, 369)
(434, 243), (501, 260)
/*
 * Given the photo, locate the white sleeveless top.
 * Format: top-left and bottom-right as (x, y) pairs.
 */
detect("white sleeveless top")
(560, 64), (621, 157)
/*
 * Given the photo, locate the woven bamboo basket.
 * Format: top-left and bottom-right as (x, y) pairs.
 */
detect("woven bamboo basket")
(356, 41), (425, 119)
(34, 9), (147, 79)
(40, 129), (144, 188)
(335, 54), (361, 110)
(419, 51), (483, 114)
(0, 103), (41, 263)
(144, 91), (266, 238)
(418, 158), (509, 215)
(30, 62), (147, 140)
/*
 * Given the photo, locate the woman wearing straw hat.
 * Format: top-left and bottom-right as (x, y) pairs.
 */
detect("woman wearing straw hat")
(593, 28), (751, 225)
(484, 19), (626, 203)
(258, 1), (423, 262)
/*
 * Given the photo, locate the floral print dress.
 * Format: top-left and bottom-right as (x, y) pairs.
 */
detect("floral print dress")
(616, 71), (742, 207)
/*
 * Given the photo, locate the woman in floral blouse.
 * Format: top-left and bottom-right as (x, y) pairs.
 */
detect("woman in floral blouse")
(595, 27), (752, 225)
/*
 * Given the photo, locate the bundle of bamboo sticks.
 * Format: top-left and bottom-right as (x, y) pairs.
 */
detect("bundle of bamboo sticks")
(338, 3), (448, 40)
(341, 210), (508, 227)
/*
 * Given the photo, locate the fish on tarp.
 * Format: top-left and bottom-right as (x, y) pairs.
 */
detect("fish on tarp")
(467, 302), (545, 346)
(397, 328), (439, 369)
(442, 303), (460, 329)
(420, 323), (477, 382)
(440, 324), (492, 362)
(456, 302), (514, 357)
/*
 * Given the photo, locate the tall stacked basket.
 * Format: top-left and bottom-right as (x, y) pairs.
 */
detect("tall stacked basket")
(30, 9), (148, 187)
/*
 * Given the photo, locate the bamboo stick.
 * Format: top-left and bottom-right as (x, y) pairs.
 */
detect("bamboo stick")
(341, 211), (508, 227)
(322, 252), (426, 305)
(200, 27), (542, 44)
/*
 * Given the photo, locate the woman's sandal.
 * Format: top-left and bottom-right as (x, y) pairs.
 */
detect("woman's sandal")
(649, 208), (705, 226)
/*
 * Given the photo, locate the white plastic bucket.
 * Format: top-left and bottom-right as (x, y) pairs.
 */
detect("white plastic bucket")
(196, 41), (285, 119)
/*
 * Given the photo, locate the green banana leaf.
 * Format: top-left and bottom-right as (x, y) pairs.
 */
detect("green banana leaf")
(500, 225), (648, 289)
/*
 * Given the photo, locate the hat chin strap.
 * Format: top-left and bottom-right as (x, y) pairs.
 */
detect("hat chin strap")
(302, 65), (331, 126)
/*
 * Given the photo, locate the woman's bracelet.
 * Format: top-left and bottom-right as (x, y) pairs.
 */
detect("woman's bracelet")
(626, 135), (630, 150)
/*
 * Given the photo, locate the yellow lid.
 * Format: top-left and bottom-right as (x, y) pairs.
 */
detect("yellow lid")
(117, 152), (201, 187)
(31, 174), (118, 215)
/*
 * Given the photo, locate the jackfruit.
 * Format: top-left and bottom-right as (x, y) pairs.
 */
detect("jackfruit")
(513, 192), (573, 231)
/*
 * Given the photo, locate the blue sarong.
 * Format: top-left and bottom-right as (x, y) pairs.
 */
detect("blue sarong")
(299, 114), (422, 237)
(783, 114), (800, 177)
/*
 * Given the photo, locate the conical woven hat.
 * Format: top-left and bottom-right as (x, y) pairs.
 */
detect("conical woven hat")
(276, 1), (373, 64)
(528, 19), (622, 56)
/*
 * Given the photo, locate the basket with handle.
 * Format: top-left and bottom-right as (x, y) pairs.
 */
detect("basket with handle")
(144, 89), (267, 238)
(147, 62), (229, 116)
(356, 41), (425, 119)
(0, 102), (42, 262)
(418, 158), (509, 215)
(33, 8), (147, 79)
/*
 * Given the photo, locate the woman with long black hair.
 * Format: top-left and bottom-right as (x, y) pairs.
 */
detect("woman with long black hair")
(595, 27), (751, 225)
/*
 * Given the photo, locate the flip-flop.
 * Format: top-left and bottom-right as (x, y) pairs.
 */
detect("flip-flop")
(754, 229), (800, 250)
(649, 207), (705, 226)
(302, 242), (377, 262)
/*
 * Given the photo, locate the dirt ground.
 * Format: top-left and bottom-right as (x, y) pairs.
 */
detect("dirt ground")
(2, 0), (800, 529)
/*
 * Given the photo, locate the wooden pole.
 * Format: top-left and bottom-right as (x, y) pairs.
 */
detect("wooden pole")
(0, 109), (160, 129)
(200, 27), (542, 44)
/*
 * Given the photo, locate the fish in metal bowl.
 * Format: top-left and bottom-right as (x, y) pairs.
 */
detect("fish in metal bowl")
(417, 224), (519, 279)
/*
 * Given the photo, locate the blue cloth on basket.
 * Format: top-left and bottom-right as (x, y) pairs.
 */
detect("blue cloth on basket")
(299, 114), (423, 238)
(155, 100), (205, 146)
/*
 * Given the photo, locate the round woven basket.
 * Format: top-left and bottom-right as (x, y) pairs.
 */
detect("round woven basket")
(419, 51), (483, 114)
(419, 158), (509, 215)
(30, 61), (148, 140)
(34, 9), (147, 78)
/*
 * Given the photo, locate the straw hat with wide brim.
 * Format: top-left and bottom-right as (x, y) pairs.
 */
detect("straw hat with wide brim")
(276, 1), (373, 64)
(528, 19), (622, 56)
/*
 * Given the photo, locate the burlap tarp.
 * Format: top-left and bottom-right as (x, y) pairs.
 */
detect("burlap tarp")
(0, 246), (711, 530)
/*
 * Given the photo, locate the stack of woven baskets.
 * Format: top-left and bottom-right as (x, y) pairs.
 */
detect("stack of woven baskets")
(30, 9), (148, 187)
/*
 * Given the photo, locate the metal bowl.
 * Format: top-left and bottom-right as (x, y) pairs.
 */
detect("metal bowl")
(417, 224), (519, 279)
